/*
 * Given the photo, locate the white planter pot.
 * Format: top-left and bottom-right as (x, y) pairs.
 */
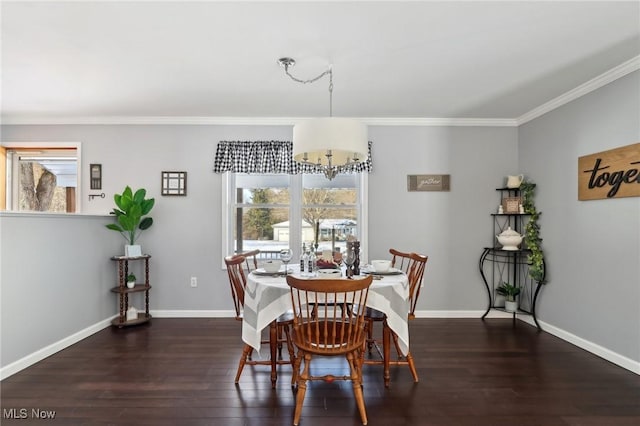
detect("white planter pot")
(125, 245), (142, 257)
(127, 281), (136, 289)
(505, 300), (518, 313)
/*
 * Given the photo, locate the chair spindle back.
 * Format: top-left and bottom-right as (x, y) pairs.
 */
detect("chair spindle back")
(238, 249), (260, 275)
(225, 255), (248, 320)
(286, 275), (373, 355)
(389, 249), (428, 320)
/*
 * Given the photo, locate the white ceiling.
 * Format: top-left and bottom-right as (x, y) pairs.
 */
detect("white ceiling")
(1, 1), (639, 124)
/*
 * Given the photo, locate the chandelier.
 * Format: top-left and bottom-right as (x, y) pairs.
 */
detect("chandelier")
(279, 57), (368, 180)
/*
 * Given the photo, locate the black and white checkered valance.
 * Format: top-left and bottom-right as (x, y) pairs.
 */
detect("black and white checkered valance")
(213, 140), (372, 175)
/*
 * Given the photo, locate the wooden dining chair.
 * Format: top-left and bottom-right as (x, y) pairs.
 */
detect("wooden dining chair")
(225, 254), (295, 388)
(238, 249), (260, 274)
(286, 274), (373, 426)
(363, 249), (428, 387)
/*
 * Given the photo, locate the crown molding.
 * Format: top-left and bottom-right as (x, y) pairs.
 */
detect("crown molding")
(0, 116), (296, 126)
(516, 55), (640, 126)
(362, 117), (518, 127)
(0, 115), (518, 127)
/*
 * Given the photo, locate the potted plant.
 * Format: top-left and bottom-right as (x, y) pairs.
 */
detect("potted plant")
(496, 282), (521, 313)
(106, 186), (155, 256)
(126, 273), (136, 289)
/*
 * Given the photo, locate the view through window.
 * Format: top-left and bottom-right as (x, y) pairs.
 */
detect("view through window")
(302, 173), (358, 254)
(6, 148), (78, 213)
(227, 172), (363, 260)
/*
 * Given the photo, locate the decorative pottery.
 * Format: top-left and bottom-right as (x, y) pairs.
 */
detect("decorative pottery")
(496, 227), (524, 250)
(506, 175), (524, 188)
(127, 280), (136, 289)
(505, 300), (518, 313)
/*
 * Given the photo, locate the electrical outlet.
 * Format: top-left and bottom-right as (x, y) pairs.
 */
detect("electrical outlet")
(190, 276), (197, 287)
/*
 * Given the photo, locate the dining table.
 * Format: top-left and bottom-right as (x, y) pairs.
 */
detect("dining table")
(242, 265), (410, 387)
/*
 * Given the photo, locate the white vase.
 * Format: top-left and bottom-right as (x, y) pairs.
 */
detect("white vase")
(126, 280), (135, 289)
(505, 300), (518, 313)
(125, 245), (142, 257)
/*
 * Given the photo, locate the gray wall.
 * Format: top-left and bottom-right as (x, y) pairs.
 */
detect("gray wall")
(0, 213), (121, 368)
(518, 71), (640, 362)
(367, 126), (518, 310)
(1, 123), (516, 371)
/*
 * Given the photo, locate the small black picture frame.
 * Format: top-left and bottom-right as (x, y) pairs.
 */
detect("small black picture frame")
(161, 171), (187, 196)
(90, 164), (102, 190)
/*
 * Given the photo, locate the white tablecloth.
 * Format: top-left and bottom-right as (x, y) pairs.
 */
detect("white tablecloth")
(242, 269), (410, 356)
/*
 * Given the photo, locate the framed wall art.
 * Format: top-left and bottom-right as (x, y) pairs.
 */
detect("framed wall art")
(161, 171), (187, 196)
(407, 174), (450, 192)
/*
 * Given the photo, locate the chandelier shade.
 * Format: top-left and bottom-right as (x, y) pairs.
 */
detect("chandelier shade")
(293, 117), (368, 167)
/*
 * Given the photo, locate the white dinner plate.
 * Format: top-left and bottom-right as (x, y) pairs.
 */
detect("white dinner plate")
(317, 269), (342, 276)
(362, 267), (402, 276)
(253, 268), (286, 276)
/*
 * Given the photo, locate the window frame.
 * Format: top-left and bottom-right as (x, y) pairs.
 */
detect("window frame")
(2, 141), (82, 213)
(222, 172), (368, 268)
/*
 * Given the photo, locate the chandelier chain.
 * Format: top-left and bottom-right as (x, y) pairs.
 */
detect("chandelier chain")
(282, 63), (333, 117)
(329, 71), (333, 117)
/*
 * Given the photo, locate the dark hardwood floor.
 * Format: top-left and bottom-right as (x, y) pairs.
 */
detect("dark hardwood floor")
(1, 318), (639, 425)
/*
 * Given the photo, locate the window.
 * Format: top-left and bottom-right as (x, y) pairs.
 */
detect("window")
(302, 174), (359, 253)
(223, 172), (367, 262)
(231, 173), (290, 257)
(3, 143), (81, 213)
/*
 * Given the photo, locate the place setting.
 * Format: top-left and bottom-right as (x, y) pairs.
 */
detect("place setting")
(252, 249), (294, 276)
(361, 259), (403, 278)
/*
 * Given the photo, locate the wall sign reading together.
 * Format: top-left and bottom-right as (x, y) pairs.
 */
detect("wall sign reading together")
(578, 142), (640, 200)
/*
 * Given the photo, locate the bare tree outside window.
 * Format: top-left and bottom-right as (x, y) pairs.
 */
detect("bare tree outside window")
(302, 188), (334, 231)
(19, 162), (60, 211)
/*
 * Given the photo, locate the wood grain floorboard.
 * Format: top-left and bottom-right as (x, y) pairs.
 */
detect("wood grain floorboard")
(1, 318), (638, 425)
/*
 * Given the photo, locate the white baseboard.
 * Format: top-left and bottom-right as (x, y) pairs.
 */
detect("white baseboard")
(3, 310), (637, 380)
(414, 310), (514, 318)
(0, 316), (115, 381)
(414, 309), (639, 375)
(535, 318), (640, 375)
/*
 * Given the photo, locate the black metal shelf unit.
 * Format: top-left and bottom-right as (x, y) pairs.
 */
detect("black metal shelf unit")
(478, 188), (543, 330)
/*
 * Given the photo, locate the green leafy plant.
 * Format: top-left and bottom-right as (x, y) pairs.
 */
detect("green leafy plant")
(520, 180), (546, 283)
(496, 282), (521, 302)
(127, 273), (136, 283)
(106, 186), (155, 245)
